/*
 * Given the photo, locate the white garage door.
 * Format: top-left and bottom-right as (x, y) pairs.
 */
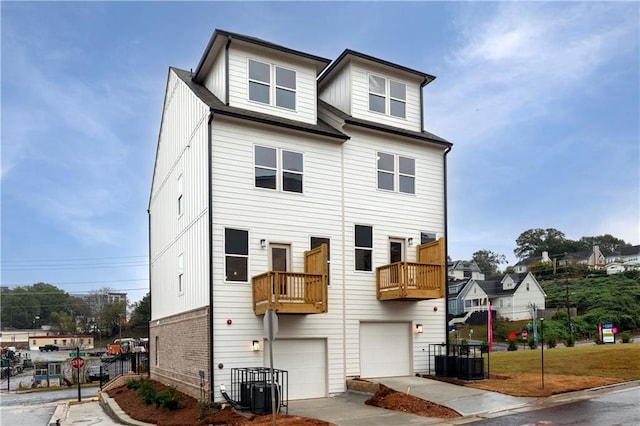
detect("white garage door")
(360, 322), (411, 378)
(265, 339), (327, 400)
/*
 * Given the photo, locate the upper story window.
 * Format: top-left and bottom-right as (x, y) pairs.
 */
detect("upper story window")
(177, 174), (183, 216)
(248, 59), (296, 110)
(377, 152), (415, 194)
(355, 225), (373, 272)
(225, 228), (248, 282)
(178, 253), (184, 293)
(255, 146), (303, 193)
(369, 75), (406, 118)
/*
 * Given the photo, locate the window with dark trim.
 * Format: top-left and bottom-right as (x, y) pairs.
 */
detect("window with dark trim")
(421, 232), (436, 244)
(355, 225), (373, 271)
(248, 59), (296, 110)
(178, 253), (184, 293)
(377, 152), (415, 194)
(255, 146), (303, 193)
(369, 74), (406, 118)
(225, 228), (248, 282)
(177, 174), (183, 216)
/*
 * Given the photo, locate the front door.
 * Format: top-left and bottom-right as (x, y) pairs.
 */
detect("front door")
(389, 238), (404, 263)
(270, 244), (290, 295)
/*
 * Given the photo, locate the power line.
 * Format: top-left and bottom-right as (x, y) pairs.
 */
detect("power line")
(2, 255), (147, 264)
(2, 262), (148, 271)
(2, 279), (148, 287)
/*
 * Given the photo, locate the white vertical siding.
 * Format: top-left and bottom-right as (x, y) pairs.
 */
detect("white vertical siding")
(319, 65), (351, 114)
(204, 52), (226, 103)
(341, 129), (446, 377)
(150, 69), (210, 321)
(350, 61), (422, 132)
(208, 119), (346, 397)
(227, 45), (318, 125)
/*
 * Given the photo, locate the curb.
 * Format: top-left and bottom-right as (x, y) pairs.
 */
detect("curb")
(100, 391), (154, 426)
(48, 401), (69, 426)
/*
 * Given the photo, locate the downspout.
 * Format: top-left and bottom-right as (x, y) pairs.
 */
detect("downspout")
(147, 208), (151, 378)
(443, 145), (452, 351)
(208, 111), (215, 402)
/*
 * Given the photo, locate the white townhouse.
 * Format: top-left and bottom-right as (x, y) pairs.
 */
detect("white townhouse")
(148, 29), (452, 403)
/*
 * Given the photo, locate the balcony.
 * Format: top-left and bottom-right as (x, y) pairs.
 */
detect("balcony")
(252, 243), (328, 315)
(252, 272), (327, 315)
(376, 238), (446, 301)
(376, 262), (444, 300)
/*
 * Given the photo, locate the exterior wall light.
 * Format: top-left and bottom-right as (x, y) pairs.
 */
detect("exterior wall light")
(252, 340), (260, 351)
(415, 324), (423, 334)
(408, 237), (414, 246)
(260, 239), (266, 249)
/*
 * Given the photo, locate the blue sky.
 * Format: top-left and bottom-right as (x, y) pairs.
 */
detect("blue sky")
(2, 1), (639, 304)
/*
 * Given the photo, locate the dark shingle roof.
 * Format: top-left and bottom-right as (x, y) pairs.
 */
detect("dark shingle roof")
(172, 68), (348, 141)
(318, 49), (436, 87)
(613, 245), (640, 256)
(319, 99), (451, 148)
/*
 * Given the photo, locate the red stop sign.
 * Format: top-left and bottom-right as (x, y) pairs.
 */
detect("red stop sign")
(71, 356), (85, 369)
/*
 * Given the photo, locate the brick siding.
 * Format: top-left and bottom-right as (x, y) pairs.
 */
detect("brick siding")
(149, 306), (210, 401)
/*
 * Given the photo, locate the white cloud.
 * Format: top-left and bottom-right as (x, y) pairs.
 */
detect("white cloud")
(427, 2), (638, 145)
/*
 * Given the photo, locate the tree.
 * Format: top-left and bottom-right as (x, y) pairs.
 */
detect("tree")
(514, 228), (574, 260)
(576, 235), (630, 257)
(128, 292), (150, 331)
(472, 249), (507, 275)
(50, 311), (76, 334)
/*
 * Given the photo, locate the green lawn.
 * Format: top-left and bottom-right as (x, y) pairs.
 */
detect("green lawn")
(486, 343), (640, 380)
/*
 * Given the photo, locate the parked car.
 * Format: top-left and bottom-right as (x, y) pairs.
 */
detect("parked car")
(85, 365), (109, 383)
(38, 344), (59, 352)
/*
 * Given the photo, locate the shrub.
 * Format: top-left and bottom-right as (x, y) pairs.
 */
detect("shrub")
(527, 336), (537, 349)
(620, 331), (632, 343)
(155, 386), (182, 411)
(507, 339), (518, 351)
(546, 337), (557, 349)
(459, 339), (470, 356)
(137, 380), (157, 405)
(565, 335), (575, 347)
(126, 378), (143, 390)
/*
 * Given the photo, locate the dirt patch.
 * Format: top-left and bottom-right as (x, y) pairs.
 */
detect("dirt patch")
(107, 379), (462, 424)
(365, 384), (461, 419)
(107, 382), (333, 425)
(425, 373), (625, 397)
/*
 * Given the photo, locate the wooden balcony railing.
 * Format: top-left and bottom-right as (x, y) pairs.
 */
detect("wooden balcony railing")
(252, 271), (327, 315)
(376, 262), (444, 301)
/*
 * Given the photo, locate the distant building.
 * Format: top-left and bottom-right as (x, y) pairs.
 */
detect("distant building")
(448, 272), (546, 321)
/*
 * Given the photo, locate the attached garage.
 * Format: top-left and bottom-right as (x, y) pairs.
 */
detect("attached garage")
(265, 338), (327, 400)
(360, 322), (411, 378)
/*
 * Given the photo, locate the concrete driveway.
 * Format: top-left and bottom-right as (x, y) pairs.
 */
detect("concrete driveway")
(287, 376), (536, 425)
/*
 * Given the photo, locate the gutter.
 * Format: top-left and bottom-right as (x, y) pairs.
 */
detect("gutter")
(224, 37), (231, 105)
(147, 208), (151, 378)
(208, 111), (215, 403)
(443, 145), (452, 350)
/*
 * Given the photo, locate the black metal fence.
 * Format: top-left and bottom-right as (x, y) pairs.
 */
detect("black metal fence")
(427, 343), (489, 380)
(100, 352), (149, 387)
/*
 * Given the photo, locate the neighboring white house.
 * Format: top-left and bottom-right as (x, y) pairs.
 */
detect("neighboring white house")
(448, 273), (546, 321)
(448, 260), (485, 280)
(148, 29), (451, 403)
(605, 245), (640, 273)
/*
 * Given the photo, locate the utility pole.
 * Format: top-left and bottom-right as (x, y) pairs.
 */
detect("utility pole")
(565, 279), (572, 334)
